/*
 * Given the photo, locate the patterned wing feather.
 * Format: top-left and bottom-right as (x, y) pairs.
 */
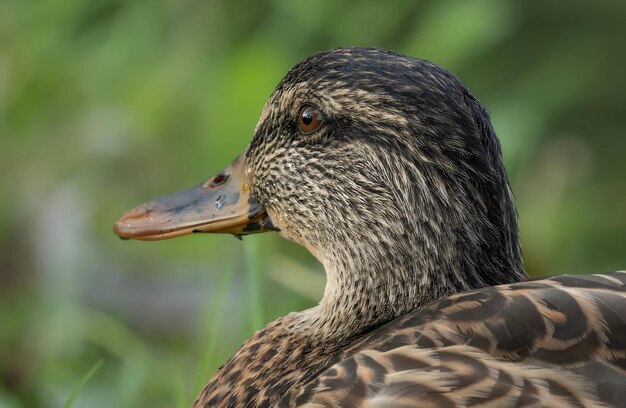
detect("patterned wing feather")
(280, 272), (626, 407)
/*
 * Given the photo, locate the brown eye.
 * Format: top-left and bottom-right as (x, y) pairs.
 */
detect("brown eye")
(298, 105), (323, 134)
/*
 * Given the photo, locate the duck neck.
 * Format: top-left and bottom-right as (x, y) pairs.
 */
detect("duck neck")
(303, 223), (525, 343)
(196, 215), (525, 408)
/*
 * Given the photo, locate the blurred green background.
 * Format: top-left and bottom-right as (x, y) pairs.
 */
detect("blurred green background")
(1, 0), (625, 406)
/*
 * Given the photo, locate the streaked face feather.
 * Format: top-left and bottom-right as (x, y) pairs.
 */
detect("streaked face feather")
(245, 48), (524, 309)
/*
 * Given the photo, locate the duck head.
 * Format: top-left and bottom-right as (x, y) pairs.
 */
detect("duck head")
(115, 48), (525, 327)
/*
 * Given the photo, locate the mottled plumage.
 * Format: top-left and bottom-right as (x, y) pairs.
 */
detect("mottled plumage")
(283, 272), (626, 407)
(114, 47), (626, 408)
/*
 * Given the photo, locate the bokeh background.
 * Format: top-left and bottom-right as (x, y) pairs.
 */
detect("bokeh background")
(1, 0), (625, 406)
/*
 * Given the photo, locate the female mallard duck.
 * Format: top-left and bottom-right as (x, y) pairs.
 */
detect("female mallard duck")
(114, 48), (626, 407)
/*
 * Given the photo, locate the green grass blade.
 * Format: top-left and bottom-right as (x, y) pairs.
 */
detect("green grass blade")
(245, 237), (263, 331)
(63, 358), (104, 408)
(173, 369), (187, 408)
(193, 261), (236, 395)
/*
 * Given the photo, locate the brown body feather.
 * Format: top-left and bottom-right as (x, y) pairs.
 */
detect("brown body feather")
(284, 272), (626, 407)
(195, 272), (626, 407)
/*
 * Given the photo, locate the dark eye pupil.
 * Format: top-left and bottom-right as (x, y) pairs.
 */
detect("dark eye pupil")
(302, 111), (313, 125)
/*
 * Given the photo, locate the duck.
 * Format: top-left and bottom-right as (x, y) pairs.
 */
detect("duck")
(114, 47), (626, 408)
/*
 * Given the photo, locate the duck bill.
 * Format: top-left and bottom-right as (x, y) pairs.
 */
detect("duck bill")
(113, 155), (274, 240)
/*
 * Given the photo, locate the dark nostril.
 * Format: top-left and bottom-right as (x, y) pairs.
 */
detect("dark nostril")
(212, 174), (226, 185)
(207, 173), (229, 188)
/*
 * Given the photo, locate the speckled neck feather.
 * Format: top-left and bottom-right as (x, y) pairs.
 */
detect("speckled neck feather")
(193, 47), (526, 407)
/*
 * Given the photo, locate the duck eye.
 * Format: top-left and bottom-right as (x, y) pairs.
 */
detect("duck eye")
(298, 106), (323, 134)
